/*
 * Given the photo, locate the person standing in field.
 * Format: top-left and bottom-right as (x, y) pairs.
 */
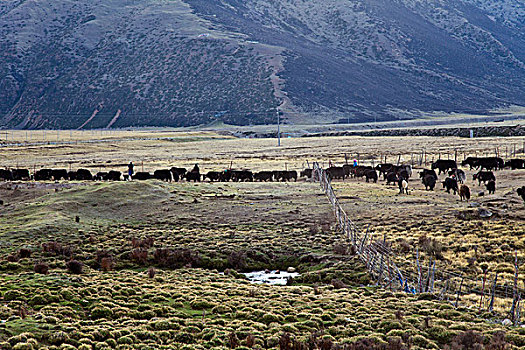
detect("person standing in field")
(353, 159), (358, 167)
(128, 162), (134, 180)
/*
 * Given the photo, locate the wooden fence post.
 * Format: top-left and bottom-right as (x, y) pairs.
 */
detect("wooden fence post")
(439, 278), (449, 301)
(488, 272), (498, 312)
(416, 249), (422, 293)
(455, 277), (464, 308)
(510, 251), (519, 322)
(480, 269), (488, 310)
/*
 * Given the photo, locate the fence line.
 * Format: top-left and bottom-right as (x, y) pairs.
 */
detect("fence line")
(312, 162), (522, 323)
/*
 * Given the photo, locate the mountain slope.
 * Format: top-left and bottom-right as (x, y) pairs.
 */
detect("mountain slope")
(0, 0), (524, 128)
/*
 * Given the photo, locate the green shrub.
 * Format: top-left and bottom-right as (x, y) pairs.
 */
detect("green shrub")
(29, 294), (49, 306)
(378, 320), (403, 332)
(12, 344), (33, 350)
(59, 345), (76, 350)
(426, 325), (454, 344)
(49, 332), (69, 346)
(4, 290), (23, 301)
(117, 336), (133, 345)
(411, 334), (437, 349)
(174, 332), (194, 344)
(506, 333), (525, 347)
(189, 299), (214, 310)
(261, 313), (282, 324)
(90, 307), (113, 320)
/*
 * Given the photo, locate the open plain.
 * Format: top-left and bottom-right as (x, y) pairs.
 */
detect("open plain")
(0, 131), (524, 349)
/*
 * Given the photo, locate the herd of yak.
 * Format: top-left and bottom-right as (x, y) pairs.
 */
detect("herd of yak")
(0, 156), (523, 202)
(0, 166), (300, 184)
(322, 156), (525, 203)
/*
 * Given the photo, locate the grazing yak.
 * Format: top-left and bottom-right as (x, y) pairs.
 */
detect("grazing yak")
(422, 174), (436, 191)
(51, 169), (68, 181)
(12, 169), (30, 181)
(473, 171), (496, 186)
(185, 171), (201, 182)
(478, 157), (503, 171)
(300, 169), (313, 179)
(34, 169), (53, 181)
(398, 178), (409, 194)
(170, 167), (187, 179)
(106, 171), (122, 181)
(431, 160), (457, 175)
(229, 170), (253, 182)
(462, 157), (503, 170)
(342, 164), (354, 178)
(364, 169), (378, 183)
(398, 169), (410, 181)
(133, 172), (151, 181)
(76, 169), (93, 181)
(67, 171), (78, 180)
(254, 171), (273, 182)
(448, 169), (466, 184)
(443, 177), (459, 194)
(0, 169), (14, 181)
(154, 170), (172, 182)
(385, 172), (399, 186)
(485, 180), (496, 194)
(505, 159), (525, 170)
(273, 170), (297, 182)
(351, 166), (373, 179)
(94, 172), (108, 181)
(461, 157), (480, 170)
(419, 169), (438, 181)
(383, 164), (412, 179)
(326, 167), (345, 180)
(459, 184), (471, 201)
(204, 171), (222, 182)
(518, 187), (525, 202)
(375, 163), (394, 177)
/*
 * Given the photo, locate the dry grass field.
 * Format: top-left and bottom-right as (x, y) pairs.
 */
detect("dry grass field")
(0, 131), (524, 349)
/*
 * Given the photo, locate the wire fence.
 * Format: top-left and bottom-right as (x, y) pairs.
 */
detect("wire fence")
(312, 162), (523, 324)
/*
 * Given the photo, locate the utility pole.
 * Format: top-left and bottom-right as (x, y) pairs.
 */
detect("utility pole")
(277, 110), (281, 147)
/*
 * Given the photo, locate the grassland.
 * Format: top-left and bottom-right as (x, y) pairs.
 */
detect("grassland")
(0, 132), (524, 349)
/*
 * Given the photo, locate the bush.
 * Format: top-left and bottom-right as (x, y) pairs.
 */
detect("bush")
(227, 251), (247, 270)
(42, 242), (72, 257)
(117, 336), (133, 345)
(48, 332), (69, 345)
(333, 243), (348, 255)
(147, 267), (156, 278)
(29, 294), (49, 306)
(132, 237), (155, 248)
(190, 299), (214, 310)
(261, 313), (281, 324)
(34, 263), (49, 275)
(100, 257), (114, 272)
(153, 248), (200, 268)
(6, 254), (19, 262)
(174, 332), (194, 344)
(446, 330), (484, 349)
(331, 279), (347, 289)
(130, 249), (148, 265)
(90, 307), (113, 320)
(4, 290), (23, 301)
(19, 249), (31, 258)
(66, 260), (83, 274)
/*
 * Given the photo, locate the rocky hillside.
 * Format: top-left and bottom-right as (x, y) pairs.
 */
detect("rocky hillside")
(0, 0), (524, 128)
